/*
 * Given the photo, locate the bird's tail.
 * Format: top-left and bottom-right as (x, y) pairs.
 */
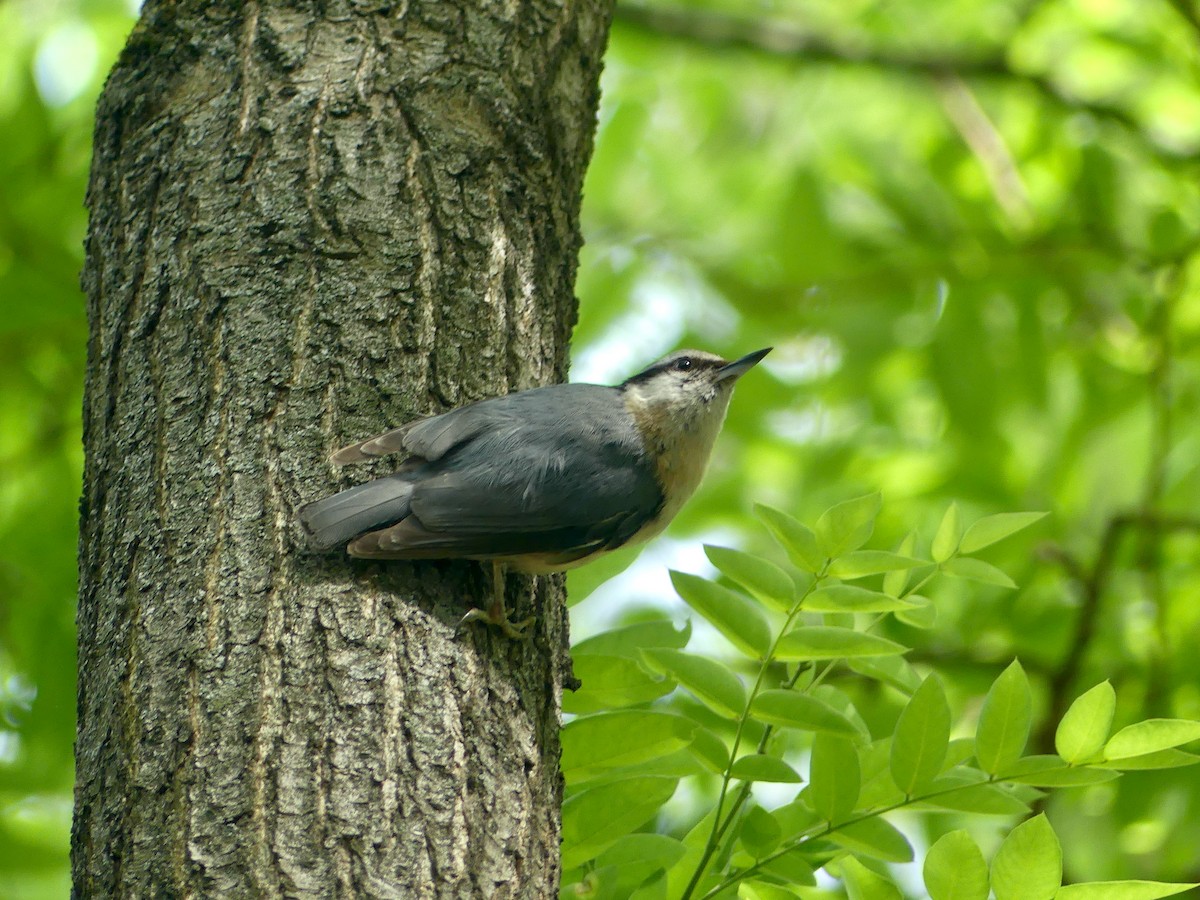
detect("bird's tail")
(299, 474), (415, 551)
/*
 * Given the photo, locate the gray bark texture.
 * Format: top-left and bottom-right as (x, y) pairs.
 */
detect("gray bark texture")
(75, 1), (612, 896)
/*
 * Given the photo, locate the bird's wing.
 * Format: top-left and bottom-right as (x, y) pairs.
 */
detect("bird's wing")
(331, 384), (573, 465)
(346, 385), (664, 560)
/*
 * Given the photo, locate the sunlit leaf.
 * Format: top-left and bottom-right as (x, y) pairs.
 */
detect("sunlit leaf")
(688, 727), (731, 774)
(562, 653), (674, 714)
(573, 619), (691, 658)
(839, 854), (903, 900)
(829, 816), (912, 862)
(776, 626), (906, 660)
(641, 648), (746, 719)
(809, 734), (860, 823)
(738, 881), (804, 900)
(670, 570), (771, 659)
(959, 512), (1048, 554)
(804, 584), (922, 613)
(561, 776), (678, 869)
(924, 830), (988, 900)
(705, 544), (796, 611)
(1096, 749), (1200, 770)
(883, 532), (918, 597)
(976, 659), (1031, 775)
(756, 504), (826, 573)
(561, 711), (696, 781)
(750, 689), (859, 735)
(991, 814), (1062, 900)
(890, 675), (950, 795)
(595, 833), (686, 887)
(816, 493), (881, 558)
(1056, 681), (1115, 764)
(739, 805), (782, 857)
(730, 753), (803, 783)
(828, 551), (927, 579)
(1054, 882), (1199, 899)
(894, 596), (936, 629)
(942, 556), (1017, 588)
(1103, 719), (1200, 760)
(931, 502), (961, 563)
(847, 656), (922, 694)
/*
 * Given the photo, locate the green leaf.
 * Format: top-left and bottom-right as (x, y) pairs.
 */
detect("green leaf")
(847, 656), (923, 695)
(775, 626), (907, 660)
(561, 653), (674, 714)
(670, 570), (771, 659)
(730, 753), (803, 783)
(830, 816), (913, 862)
(1096, 749), (1200, 770)
(750, 690), (859, 735)
(705, 544), (795, 611)
(561, 776), (678, 868)
(1055, 681), (1115, 764)
(805, 585), (923, 613)
(828, 551), (927, 579)
(809, 734), (860, 822)
(739, 806), (782, 857)
(840, 855), (903, 900)
(816, 493), (882, 558)
(1055, 882), (1199, 899)
(1005, 761), (1119, 787)
(1104, 718), (1200, 760)
(916, 777), (1031, 815)
(561, 711), (696, 781)
(762, 849), (817, 886)
(883, 532), (918, 597)
(932, 502), (961, 563)
(641, 648), (746, 719)
(895, 596), (937, 629)
(688, 727), (731, 774)
(595, 833), (686, 887)
(976, 659), (1032, 775)
(756, 504), (826, 573)
(924, 830), (989, 900)
(572, 619), (691, 657)
(942, 556), (1017, 588)
(991, 814), (1062, 900)
(738, 881), (804, 900)
(959, 512), (1048, 554)
(890, 675), (950, 795)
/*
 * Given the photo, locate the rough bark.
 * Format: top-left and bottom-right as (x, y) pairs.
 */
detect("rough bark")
(75, 1), (611, 896)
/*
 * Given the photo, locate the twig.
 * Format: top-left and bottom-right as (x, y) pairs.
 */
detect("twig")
(613, 1), (1194, 163)
(1038, 512), (1200, 750)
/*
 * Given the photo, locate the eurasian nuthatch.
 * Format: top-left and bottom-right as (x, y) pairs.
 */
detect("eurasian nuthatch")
(300, 347), (770, 637)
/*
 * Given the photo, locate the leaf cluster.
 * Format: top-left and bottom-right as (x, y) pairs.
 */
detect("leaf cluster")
(561, 497), (1200, 899)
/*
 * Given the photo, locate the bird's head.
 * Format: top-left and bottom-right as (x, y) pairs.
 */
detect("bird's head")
(621, 347), (771, 440)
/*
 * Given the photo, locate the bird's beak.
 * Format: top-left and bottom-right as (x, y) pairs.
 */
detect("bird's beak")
(716, 347), (772, 383)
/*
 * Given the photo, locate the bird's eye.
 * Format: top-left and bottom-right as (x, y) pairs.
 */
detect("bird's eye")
(675, 357), (693, 371)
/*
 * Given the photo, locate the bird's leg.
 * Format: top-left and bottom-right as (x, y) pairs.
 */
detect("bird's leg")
(458, 560), (536, 639)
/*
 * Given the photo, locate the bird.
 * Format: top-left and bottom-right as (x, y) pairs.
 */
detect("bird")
(299, 347), (771, 638)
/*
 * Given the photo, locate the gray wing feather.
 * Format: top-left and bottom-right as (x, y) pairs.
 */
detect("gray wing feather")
(313, 384), (663, 559)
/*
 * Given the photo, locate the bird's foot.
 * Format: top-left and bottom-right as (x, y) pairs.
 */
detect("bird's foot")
(458, 606), (536, 640)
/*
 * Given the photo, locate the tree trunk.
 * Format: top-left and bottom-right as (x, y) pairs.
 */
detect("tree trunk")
(74, 2), (611, 896)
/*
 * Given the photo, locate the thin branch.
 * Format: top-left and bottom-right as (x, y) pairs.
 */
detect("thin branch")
(613, 1), (1196, 164)
(1037, 512), (1200, 750)
(936, 74), (1034, 230)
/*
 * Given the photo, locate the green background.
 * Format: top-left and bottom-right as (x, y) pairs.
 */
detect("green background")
(3, 0), (1199, 895)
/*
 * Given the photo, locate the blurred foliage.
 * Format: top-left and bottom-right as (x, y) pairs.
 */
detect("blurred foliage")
(3, 0), (1200, 895)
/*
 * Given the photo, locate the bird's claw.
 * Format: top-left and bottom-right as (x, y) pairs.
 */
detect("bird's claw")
(458, 607), (536, 640)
